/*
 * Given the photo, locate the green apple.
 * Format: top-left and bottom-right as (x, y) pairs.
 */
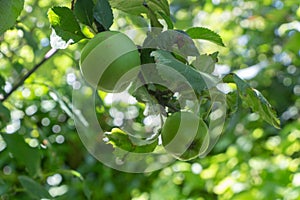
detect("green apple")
(161, 111), (209, 161)
(80, 31), (141, 92)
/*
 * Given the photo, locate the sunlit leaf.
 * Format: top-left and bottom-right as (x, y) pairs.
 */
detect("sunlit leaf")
(186, 27), (225, 47)
(223, 73), (281, 129)
(104, 128), (158, 153)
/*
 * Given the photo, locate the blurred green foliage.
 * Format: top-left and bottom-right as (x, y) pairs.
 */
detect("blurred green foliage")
(0, 0), (300, 199)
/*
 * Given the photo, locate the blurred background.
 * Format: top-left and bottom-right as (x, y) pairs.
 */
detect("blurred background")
(0, 0), (300, 199)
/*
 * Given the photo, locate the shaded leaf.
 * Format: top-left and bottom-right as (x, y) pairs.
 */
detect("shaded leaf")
(48, 6), (85, 43)
(225, 86), (240, 115)
(151, 50), (219, 95)
(12, 62), (24, 74)
(18, 176), (51, 199)
(0, 178), (9, 195)
(130, 83), (158, 104)
(149, 0), (170, 15)
(0, 75), (5, 86)
(2, 133), (41, 176)
(74, 0), (95, 26)
(0, 75), (5, 95)
(0, 0), (24, 35)
(192, 54), (215, 74)
(146, 4), (163, 28)
(83, 183), (92, 200)
(223, 73), (280, 129)
(93, 0), (114, 30)
(0, 103), (10, 129)
(186, 27), (225, 47)
(143, 30), (199, 57)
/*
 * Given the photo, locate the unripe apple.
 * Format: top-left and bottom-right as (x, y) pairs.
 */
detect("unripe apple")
(80, 31), (141, 92)
(161, 111), (208, 161)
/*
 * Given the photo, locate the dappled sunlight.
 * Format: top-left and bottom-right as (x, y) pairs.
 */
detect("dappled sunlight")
(0, 0), (300, 199)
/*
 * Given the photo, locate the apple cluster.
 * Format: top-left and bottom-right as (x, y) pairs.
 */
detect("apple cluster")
(80, 31), (208, 161)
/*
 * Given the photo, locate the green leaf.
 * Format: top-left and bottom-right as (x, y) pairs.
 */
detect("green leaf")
(93, 0), (114, 30)
(130, 84), (158, 104)
(83, 183), (92, 200)
(191, 55), (216, 74)
(223, 73), (281, 129)
(149, 0), (170, 15)
(0, 178), (9, 195)
(48, 6), (85, 42)
(0, 75), (5, 86)
(109, 0), (170, 28)
(126, 14), (149, 28)
(146, 5), (163, 28)
(0, 0), (24, 35)
(151, 50), (219, 94)
(105, 128), (135, 152)
(12, 62), (24, 74)
(157, 11), (173, 29)
(134, 139), (158, 153)
(104, 128), (158, 153)
(2, 133), (41, 176)
(74, 0), (95, 26)
(18, 176), (51, 199)
(285, 32), (300, 54)
(57, 169), (84, 181)
(143, 30), (199, 57)
(0, 75), (6, 95)
(208, 51), (219, 63)
(0, 103), (10, 129)
(225, 88), (240, 115)
(186, 27), (225, 47)
(109, 0), (169, 16)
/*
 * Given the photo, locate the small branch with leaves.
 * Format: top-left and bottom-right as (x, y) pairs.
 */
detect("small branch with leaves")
(1, 48), (58, 102)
